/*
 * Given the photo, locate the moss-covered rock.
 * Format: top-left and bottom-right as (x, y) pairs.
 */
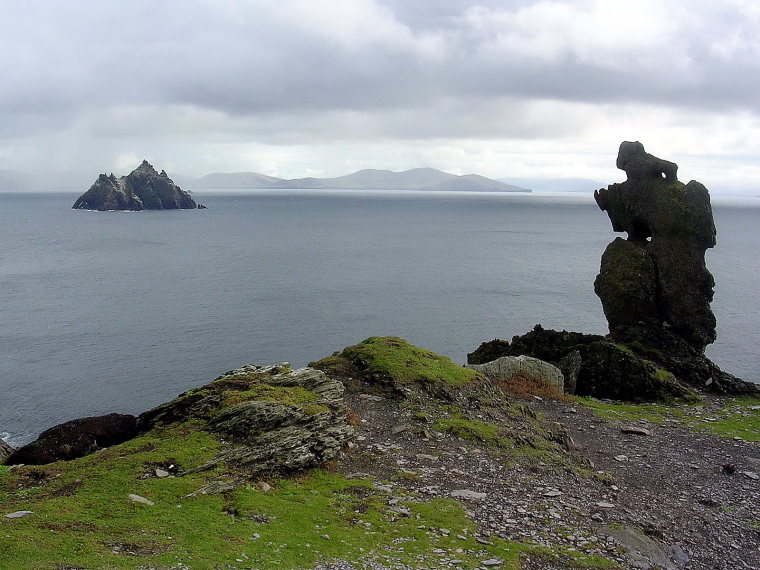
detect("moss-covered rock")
(138, 363), (354, 476)
(311, 336), (481, 395)
(594, 142), (716, 351)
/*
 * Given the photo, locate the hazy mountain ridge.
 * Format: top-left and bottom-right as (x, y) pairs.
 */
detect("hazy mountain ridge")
(192, 167), (529, 192)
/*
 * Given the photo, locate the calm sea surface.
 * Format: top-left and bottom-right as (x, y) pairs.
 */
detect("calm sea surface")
(1, 190), (758, 445)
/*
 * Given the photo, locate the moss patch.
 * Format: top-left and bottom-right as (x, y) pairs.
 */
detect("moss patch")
(312, 336), (480, 389)
(0, 425), (613, 569)
(433, 416), (508, 448)
(577, 395), (760, 441)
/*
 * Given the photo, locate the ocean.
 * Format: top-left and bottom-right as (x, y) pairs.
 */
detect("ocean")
(1, 190), (758, 445)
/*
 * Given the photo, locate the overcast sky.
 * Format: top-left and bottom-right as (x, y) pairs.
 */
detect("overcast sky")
(2, 0), (760, 191)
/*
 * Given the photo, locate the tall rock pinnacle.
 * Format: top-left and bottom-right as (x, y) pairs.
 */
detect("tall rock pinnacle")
(594, 141), (716, 352)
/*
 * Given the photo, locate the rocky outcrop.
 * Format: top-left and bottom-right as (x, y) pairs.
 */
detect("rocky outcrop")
(72, 160), (204, 211)
(0, 439), (14, 462)
(594, 141), (716, 351)
(468, 143), (758, 401)
(591, 142), (757, 394)
(5, 363), (353, 474)
(466, 355), (564, 393)
(469, 325), (697, 402)
(138, 363), (354, 476)
(3, 413), (138, 466)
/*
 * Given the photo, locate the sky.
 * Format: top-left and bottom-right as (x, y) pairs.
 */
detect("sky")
(2, 0), (760, 192)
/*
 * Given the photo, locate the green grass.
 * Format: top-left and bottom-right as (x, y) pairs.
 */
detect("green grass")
(0, 342), (628, 569)
(577, 395), (760, 441)
(222, 384), (322, 410)
(0, 423), (615, 569)
(433, 416), (509, 448)
(575, 397), (692, 424)
(688, 396), (760, 441)
(313, 336), (480, 388)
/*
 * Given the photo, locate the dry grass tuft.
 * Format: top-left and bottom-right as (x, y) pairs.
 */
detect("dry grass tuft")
(491, 372), (571, 401)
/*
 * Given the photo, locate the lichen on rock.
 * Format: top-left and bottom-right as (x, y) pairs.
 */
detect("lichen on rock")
(468, 325), (698, 402)
(138, 363), (354, 476)
(466, 355), (564, 394)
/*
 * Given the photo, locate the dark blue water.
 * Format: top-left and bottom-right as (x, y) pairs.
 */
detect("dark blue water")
(1, 191), (757, 445)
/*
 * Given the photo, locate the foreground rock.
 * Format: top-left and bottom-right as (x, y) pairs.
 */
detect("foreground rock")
(4, 413), (138, 465)
(138, 363), (354, 476)
(0, 439), (14, 462)
(466, 355), (564, 394)
(72, 160), (204, 211)
(4, 363), (353, 475)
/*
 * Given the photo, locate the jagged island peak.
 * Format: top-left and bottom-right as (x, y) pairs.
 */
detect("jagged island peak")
(72, 160), (205, 211)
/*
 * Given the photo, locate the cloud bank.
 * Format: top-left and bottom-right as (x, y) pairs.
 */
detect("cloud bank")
(2, 0), (760, 190)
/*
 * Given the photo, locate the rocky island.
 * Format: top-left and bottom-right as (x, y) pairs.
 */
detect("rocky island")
(2, 144), (758, 569)
(72, 160), (205, 211)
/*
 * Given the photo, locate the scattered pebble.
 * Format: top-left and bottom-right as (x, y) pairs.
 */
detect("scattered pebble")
(450, 489), (487, 501)
(621, 426), (652, 436)
(4, 511), (33, 519)
(128, 494), (154, 505)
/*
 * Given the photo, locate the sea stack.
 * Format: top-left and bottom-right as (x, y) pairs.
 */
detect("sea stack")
(592, 141), (754, 394)
(468, 142), (758, 399)
(73, 160), (204, 211)
(594, 141), (716, 351)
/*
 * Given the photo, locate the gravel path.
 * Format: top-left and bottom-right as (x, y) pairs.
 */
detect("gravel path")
(327, 388), (760, 570)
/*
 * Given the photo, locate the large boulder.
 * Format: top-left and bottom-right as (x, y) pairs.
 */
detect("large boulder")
(73, 160), (204, 211)
(587, 142), (757, 395)
(4, 413), (138, 466)
(466, 355), (564, 393)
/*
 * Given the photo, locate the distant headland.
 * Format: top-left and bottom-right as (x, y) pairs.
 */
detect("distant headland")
(188, 167), (530, 192)
(72, 160), (205, 211)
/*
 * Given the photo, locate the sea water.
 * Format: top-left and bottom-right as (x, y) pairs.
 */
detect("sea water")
(1, 190), (757, 445)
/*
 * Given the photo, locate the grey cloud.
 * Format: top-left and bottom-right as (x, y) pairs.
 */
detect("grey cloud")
(4, 0), (760, 127)
(2, 0), (760, 182)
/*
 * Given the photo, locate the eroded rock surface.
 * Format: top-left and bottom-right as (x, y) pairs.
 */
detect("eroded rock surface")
(139, 363), (354, 476)
(72, 160), (204, 211)
(594, 141), (716, 351)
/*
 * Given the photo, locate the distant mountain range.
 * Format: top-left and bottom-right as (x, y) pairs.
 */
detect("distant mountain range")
(188, 168), (529, 192)
(0, 166), (613, 194)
